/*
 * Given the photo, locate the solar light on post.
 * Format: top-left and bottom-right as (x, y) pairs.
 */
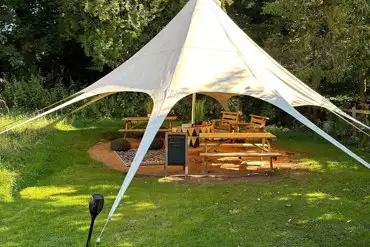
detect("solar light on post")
(86, 194), (104, 247)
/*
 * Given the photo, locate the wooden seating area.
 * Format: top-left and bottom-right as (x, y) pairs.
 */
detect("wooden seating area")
(118, 112), (278, 175)
(229, 114), (269, 133)
(247, 114), (269, 131)
(199, 132), (281, 173)
(211, 111), (241, 132)
(211, 112), (269, 133)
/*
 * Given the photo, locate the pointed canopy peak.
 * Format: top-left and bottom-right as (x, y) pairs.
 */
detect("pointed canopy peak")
(82, 0), (245, 95)
(137, 0), (235, 56)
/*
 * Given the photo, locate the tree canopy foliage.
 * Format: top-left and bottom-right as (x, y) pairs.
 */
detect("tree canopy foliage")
(0, 0), (369, 109)
(261, 0), (369, 101)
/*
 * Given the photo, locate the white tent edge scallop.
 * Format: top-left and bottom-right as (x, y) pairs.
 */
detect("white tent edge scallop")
(0, 0), (369, 242)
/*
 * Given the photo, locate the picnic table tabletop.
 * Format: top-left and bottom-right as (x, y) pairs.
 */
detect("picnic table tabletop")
(199, 132), (276, 139)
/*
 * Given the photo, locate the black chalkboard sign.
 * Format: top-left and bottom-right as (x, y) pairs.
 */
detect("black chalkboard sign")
(165, 132), (188, 176)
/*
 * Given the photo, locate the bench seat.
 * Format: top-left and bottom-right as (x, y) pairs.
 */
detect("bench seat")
(199, 143), (266, 147)
(200, 152), (281, 157)
(200, 152), (281, 173)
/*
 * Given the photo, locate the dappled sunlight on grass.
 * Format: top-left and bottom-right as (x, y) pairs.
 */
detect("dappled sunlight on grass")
(289, 156), (363, 173)
(134, 202), (156, 211)
(297, 158), (322, 170)
(305, 192), (340, 203)
(157, 177), (184, 183)
(277, 196), (291, 201)
(318, 213), (344, 221)
(55, 121), (98, 131)
(296, 219), (309, 224)
(20, 186), (78, 200)
(45, 195), (91, 207)
(0, 169), (17, 202)
(117, 242), (133, 247)
(1, 116), (57, 133)
(89, 184), (121, 190)
(0, 226), (9, 233)
(122, 200), (135, 205)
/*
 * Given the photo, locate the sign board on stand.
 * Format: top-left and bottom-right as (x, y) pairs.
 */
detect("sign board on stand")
(165, 132), (188, 176)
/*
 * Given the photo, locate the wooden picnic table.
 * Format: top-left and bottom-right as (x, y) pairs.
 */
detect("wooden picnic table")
(120, 116), (177, 137)
(198, 132), (280, 173)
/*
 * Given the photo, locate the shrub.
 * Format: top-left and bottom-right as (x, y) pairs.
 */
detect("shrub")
(146, 99), (153, 115)
(110, 138), (131, 151)
(194, 99), (205, 124)
(100, 131), (126, 140)
(149, 138), (164, 150)
(1, 75), (70, 111)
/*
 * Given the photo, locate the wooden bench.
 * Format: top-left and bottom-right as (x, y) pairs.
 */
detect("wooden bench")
(199, 132), (280, 174)
(200, 152), (281, 173)
(211, 111), (241, 132)
(200, 143), (266, 148)
(247, 114), (269, 132)
(231, 114), (269, 133)
(120, 116), (176, 137)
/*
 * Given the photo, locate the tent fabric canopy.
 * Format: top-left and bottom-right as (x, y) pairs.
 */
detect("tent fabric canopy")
(1, 0), (369, 242)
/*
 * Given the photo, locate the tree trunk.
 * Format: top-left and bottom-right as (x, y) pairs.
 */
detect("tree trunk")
(359, 78), (367, 109)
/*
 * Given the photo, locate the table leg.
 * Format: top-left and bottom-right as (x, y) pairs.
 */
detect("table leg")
(269, 157), (273, 170)
(205, 140), (208, 174)
(124, 120), (128, 138)
(205, 157), (208, 174)
(258, 138), (264, 162)
(262, 138), (266, 150)
(267, 139), (273, 171)
(164, 162), (168, 177)
(129, 121), (134, 137)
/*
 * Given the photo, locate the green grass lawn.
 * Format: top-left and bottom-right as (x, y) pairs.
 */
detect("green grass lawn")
(0, 116), (369, 247)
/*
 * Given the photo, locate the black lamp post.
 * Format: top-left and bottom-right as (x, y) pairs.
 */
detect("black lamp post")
(86, 194), (104, 247)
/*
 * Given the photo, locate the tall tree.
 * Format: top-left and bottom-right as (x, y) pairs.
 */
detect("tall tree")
(261, 0), (369, 104)
(0, 0), (65, 74)
(61, 0), (187, 68)
(226, 0), (274, 44)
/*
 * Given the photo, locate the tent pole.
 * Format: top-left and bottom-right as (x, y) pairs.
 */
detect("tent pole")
(191, 93), (196, 124)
